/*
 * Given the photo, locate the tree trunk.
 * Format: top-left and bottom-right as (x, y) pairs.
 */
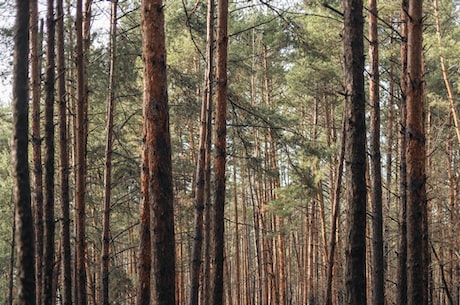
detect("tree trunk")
(12, 0), (36, 303)
(342, 0), (367, 304)
(137, 123), (151, 305)
(188, 0), (214, 303)
(75, 0), (88, 303)
(405, 1), (428, 305)
(397, 1), (408, 304)
(368, 1), (385, 304)
(29, 1), (43, 303)
(101, 1), (117, 304)
(57, 0), (72, 303)
(8, 206), (16, 305)
(141, 0), (176, 304)
(433, 0), (460, 148)
(325, 113), (346, 305)
(43, 0), (56, 304)
(210, 0), (229, 302)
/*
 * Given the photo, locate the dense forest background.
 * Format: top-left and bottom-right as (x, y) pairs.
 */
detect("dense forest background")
(2, 0), (460, 304)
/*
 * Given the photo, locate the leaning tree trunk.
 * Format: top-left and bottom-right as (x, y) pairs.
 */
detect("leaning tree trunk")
(405, 1), (428, 305)
(342, 0), (367, 305)
(12, 0), (36, 304)
(141, 0), (176, 304)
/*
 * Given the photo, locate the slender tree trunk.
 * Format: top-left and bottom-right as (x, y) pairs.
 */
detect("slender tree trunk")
(75, 0), (88, 303)
(137, 121), (151, 305)
(325, 113), (346, 305)
(397, 1), (408, 304)
(368, 1), (385, 304)
(13, 0), (35, 303)
(210, 0), (229, 303)
(406, 1), (428, 305)
(431, 243), (454, 305)
(188, 0), (214, 303)
(8, 205), (16, 305)
(141, 0), (176, 304)
(43, 1), (56, 304)
(57, 0), (72, 303)
(29, 2), (43, 304)
(342, 0), (367, 304)
(101, 1), (117, 304)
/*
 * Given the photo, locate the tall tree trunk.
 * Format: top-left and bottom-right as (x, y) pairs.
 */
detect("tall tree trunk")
(137, 122), (151, 305)
(405, 1), (428, 305)
(13, 0), (36, 303)
(29, 2), (43, 304)
(325, 113), (346, 305)
(43, 0), (56, 304)
(210, 0), (229, 302)
(101, 1), (117, 304)
(141, 0), (176, 304)
(397, 1), (408, 304)
(342, 0), (367, 304)
(188, 0), (214, 303)
(368, 1), (385, 304)
(75, 0), (88, 303)
(233, 165), (241, 305)
(57, 0), (72, 303)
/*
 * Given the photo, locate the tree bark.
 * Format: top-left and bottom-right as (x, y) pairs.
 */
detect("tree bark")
(342, 0), (367, 304)
(406, 1), (428, 305)
(325, 112), (346, 305)
(137, 124), (151, 305)
(75, 0), (88, 303)
(397, 1), (408, 304)
(210, 0), (229, 302)
(43, 0), (56, 304)
(12, 0), (36, 303)
(101, 1), (117, 304)
(29, 2), (43, 303)
(57, 0), (72, 303)
(368, 1), (385, 304)
(141, 0), (176, 304)
(188, 0), (214, 303)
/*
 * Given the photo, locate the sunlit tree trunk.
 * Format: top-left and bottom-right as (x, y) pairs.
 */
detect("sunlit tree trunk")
(141, 0), (176, 304)
(210, 0), (229, 302)
(342, 0), (367, 304)
(13, 0), (35, 303)
(405, 1), (428, 305)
